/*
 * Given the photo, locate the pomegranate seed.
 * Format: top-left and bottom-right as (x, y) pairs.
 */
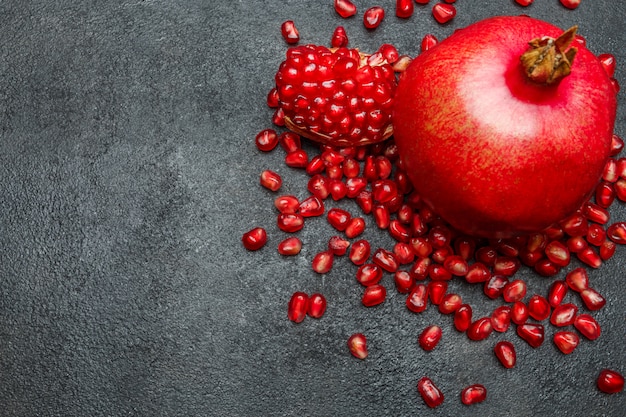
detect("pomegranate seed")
(306, 156), (325, 176)
(349, 239), (371, 265)
(406, 284), (429, 313)
(443, 255), (469, 276)
(388, 219), (410, 243)
(266, 88), (279, 108)
(328, 179), (347, 201)
(484, 275), (509, 299)
(600, 239), (617, 260)
(298, 195), (325, 217)
(431, 246), (453, 264)
(517, 323), (544, 348)
(308, 248), (332, 274)
(394, 270), (414, 293)
(527, 295), (551, 321)
(421, 34), (439, 53)
(345, 217), (366, 238)
(465, 262), (491, 284)
(460, 384), (487, 405)
(278, 236), (302, 256)
(410, 237), (432, 258)
(607, 221), (626, 244)
(428, 264), (452, 281)
(378, 44), (400, 65)
(373, 204), (391, 229)
(327, 207), (351, 231)
(615, 179), (626, 201)
(274, 195), (299, 214)
(502, 279), (527, 303)
(255, 128), (279, 152)
(308, 174), (330, 200)
(559, 0), (581, 9)
(611, 134), (625, 156)
(553, 331), (580, 355)
(285, 149), (308, 168)
(566, 267), (589, 292)
(242, 227), (267, 251)
(356, 264), (383, 287)
(393, 242), (415, 265)
(511, 301), (529, 325)
(586, 223), (606, 247)
(583, 202), (610, 226)
(277, 213), (304, 233)
(566, 236), (588, 253)
(544, 240), (570, 267)
(515, 0), (534, 6)
(396, 0), (414, 18)
(548, 280), (568, 307)
(279, 131), (301, 153)
(334, 0), (357, 18)
(331, 26), (349, 48)
(328, 235), (350, 256)
(494, 341), (517, 369)
(577, 246), (602, 268)
(432, 3), (456, 24)
(288, 292), (309, 323)
(280, 20), (299, 45)
(603, 158), (619, 183)
(307, 293), (327, 318)
(438, 293), (462, 314)
(580, 288), (607, 311)
(597, 369), (625, 394)
(491, 305), (512, 333)
(574, 314), (602, 340)
(418, 325), (443, 351)
(596, 181), (615, 208)
(420, 280), (444, 304)
(550, 303), (578, 327)
(347, 333), (368, 359)
(348, 179), (369, 199)
(493, 256), (521, 276)
(533, 259), (561, 277)
(363, 6), (385, 29)
(362, 284), (387, 307)
(467, 317), (493, 341)
(272, 107), (285, 126)
(454, 304), (473, 332)
(392, 55), (412, 72)
(560, 212), (588, 236)
(417, 377), (444, 408)
(429, 225), (452, 248)
(373, 248), (399, 273)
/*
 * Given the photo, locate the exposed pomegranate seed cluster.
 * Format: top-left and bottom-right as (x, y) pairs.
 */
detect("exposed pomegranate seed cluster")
(243, 3), (623, 408)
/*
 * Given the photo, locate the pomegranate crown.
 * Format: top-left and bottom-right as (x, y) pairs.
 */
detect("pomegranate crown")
(520, 25), (578, 85)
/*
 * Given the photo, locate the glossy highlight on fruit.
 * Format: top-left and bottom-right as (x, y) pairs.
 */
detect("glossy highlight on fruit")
(393, 16), (617, 238)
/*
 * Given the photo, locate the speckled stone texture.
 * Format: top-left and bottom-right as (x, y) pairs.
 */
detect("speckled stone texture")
(0, 1), (624, 416)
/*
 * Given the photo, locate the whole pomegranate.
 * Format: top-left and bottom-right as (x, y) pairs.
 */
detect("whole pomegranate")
(392, 16), (617, 238)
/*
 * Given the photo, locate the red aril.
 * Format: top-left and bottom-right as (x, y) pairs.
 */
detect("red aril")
(574, 314), (602, 340)
(406, 284), (429, 313)
(363, 6), (385, 30)
(347, 333), (368, 359)
(334, 0), (357, 18)
(515, 0), (533, 6)
(331, 26), (349, 48)
(362, 284), (387, 307)
(394, 270), (414, 293)
(421, 34), (438, 53)
(396, 0), (414, 18)
(491, 305), (512, 333)
(566, 267), (589, 292)
(527, 295), (551, 321)
(460, 384), (487, 405)
(553, 331), (580, 354)
(580, 288), (607, 311)
(417, 377), (444, 408)
(393, 17), (617, 238)
(280, 20), (300, 44)
(550, 303), (578, 327)
(598, 53), (616, 78)
(349, 239), (371, 265)
(288, 292), (309, 323)
(548, 280), (568, 307)
(307, 293), (327, 318)
(278, 236), (302, 256)
(502, 279), (527, 303)
(418, 325), (442, 351)
(327, 207), (351, 231)
(328, 235), (350, 256)
(483, 275), (508, 299)
(454, 304), (473, 332)
(274, 195), (299, 214)
(494, 341), (517, 369)
(560, 0), (581, 9)
(356, 264), (383, 286)
(277, 213), (305, 233)
(511, 301), (529, 325)
(255, 128), (279, 152)
(597, 369), (625, 394)
(517, 323), (545, 348)
(427, 281), (448, 305)
(431, 3), (456, 24)
(466, 317), (493, 341)
(299, 195), (325, 217)
(242, 227), (268, 251)
(438, 293), (462, 314)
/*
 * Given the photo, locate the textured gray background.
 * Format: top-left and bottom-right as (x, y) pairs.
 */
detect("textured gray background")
(0, 1), (624, 416)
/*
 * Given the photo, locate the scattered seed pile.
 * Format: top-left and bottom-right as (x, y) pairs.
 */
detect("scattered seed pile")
(242, 0), (625, 408)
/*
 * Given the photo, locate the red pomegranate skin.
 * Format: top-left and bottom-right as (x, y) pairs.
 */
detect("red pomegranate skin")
(392, 16), (617, 238)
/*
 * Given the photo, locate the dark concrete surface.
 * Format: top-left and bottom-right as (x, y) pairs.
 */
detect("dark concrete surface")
(0, 1), (624, 416)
